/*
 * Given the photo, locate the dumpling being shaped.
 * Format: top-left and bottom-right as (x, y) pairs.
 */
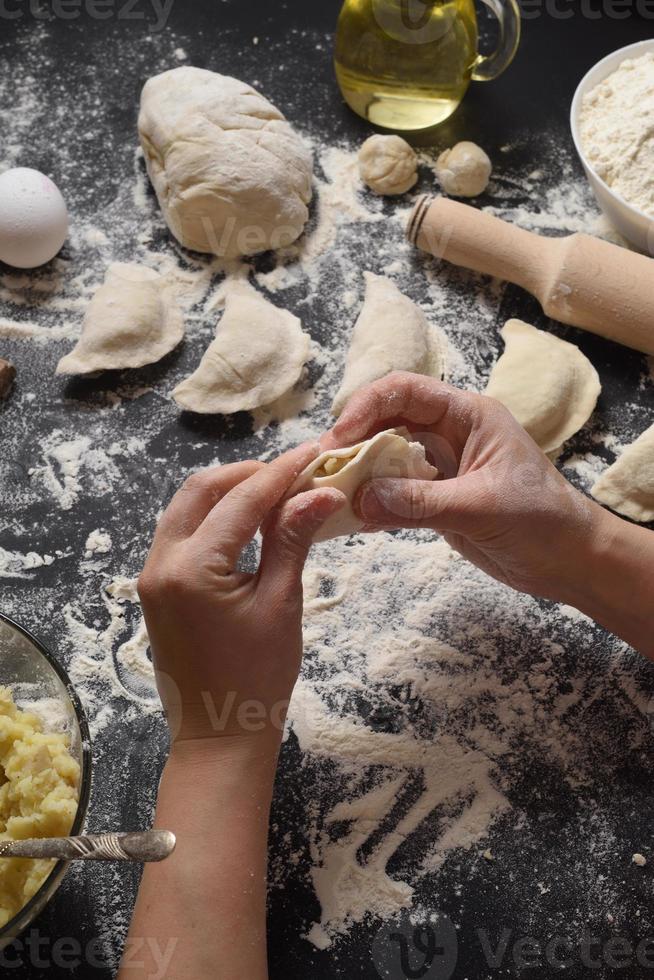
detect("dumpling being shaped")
(332, 272), (446, 417)
(172, 281), (310, 415)
(591, 422), (654, 523)
(486, 319), (601, 457)
(287, 427), (438, 541)
(56, 262), (184, 375)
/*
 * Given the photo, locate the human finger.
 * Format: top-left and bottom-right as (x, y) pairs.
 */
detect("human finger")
(191, 441), (321, 571)
(257, 488), (346, 599)
(149, 461), (266, 555)
(328, 372), (485, 461)
(354, 473), (486, 534)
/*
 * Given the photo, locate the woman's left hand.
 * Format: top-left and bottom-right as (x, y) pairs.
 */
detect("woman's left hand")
(138, 443), (345, 747)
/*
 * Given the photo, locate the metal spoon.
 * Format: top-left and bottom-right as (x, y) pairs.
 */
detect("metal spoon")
(0, 830), (176, 863)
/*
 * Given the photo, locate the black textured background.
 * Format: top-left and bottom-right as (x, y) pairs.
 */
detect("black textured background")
(0, 1), (653, 978)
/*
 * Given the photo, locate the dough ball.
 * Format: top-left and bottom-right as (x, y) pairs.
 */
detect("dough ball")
(358, 135), (418, 196)
(435, 141), (492, 198)
(138, 67), (313, 259)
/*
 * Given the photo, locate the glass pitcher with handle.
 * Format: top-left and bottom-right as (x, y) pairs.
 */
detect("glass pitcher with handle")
(334, 0), (521, 132)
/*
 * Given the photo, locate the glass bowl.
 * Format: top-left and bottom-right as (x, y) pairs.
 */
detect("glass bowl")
(0, 612), (92, 950)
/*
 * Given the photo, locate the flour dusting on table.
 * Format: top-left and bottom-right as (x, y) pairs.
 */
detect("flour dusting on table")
(0, 18), (653, 971)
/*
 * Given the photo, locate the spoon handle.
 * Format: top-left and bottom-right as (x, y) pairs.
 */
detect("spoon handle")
(0, 830), (176, 863)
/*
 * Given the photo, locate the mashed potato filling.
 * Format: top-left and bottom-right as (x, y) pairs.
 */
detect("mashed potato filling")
(0, 685), (80, 928)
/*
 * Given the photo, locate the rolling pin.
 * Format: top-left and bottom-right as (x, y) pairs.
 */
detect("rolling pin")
(407, 195), (654, 356)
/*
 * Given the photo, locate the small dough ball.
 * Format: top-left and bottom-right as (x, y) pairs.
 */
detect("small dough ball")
(435, 141), (492, 197)
(358, 135), (418, 196)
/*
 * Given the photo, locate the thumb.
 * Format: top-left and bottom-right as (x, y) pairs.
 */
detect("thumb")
(258, 488), (346, 596)
(355, 477), (474, 532)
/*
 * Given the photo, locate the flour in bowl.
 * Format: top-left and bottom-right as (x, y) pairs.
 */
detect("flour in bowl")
(579, 51), (654, 216)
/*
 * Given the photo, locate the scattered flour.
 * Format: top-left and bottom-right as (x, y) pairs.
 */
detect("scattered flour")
(84, 530), (113, 557)
(284, 529), (644, 945)
(0, 547), (55, 578)
(0, 20), (651, 967)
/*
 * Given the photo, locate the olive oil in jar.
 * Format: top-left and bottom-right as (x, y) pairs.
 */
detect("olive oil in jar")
(334, 0), (479, 132)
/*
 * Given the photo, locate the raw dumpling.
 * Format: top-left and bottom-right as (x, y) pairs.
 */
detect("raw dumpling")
(591, 423), (654, 523)
(486, 319), (601, 457)
(56, 263), (184, 375)
(172, 281), (310, 415)
(138, 67), (313, 258)
(332, 273), (446, 417)
(288, 427), (438, 541)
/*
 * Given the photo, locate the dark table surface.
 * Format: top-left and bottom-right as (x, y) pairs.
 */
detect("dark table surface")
(0, 1), (653, 978)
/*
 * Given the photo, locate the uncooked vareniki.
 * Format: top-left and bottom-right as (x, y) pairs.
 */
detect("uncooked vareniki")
(56, 263), (184, 375)
(486, 319), (601, 457)
(591, 423), (654, 523)
(332, 273), (446, 417)
(288, 427), (438, 541)
(172, 282), (310, 414)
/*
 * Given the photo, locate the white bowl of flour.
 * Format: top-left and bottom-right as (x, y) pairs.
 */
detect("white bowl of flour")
(571, 40), (654, 255)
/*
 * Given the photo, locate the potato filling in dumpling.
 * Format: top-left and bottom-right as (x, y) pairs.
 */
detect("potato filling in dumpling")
(316, 453), (358, 478)
(287, 428), (438, 541)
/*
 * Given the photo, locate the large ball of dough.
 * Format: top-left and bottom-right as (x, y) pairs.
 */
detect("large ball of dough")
(435, 141), (492, 198)
(358, 135), (418, 196)
(138, 67), (313, 259)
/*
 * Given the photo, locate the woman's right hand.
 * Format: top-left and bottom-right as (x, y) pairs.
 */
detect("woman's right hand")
(322, 371), (611, 606)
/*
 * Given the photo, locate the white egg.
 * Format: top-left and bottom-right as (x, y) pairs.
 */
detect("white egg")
(0, 168), (69, 269)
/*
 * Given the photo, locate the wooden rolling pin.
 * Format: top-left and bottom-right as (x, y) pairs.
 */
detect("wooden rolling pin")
(407, 195), (654, 356)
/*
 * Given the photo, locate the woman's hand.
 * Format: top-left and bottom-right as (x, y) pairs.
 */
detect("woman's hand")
(323, 371), (601, 603)
(123, 449), (345, 980)
(324, 372), (654, 657)
(138, 443), (345, 747)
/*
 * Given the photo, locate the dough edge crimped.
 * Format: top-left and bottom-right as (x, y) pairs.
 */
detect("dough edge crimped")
(287, 427), (438, 541)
